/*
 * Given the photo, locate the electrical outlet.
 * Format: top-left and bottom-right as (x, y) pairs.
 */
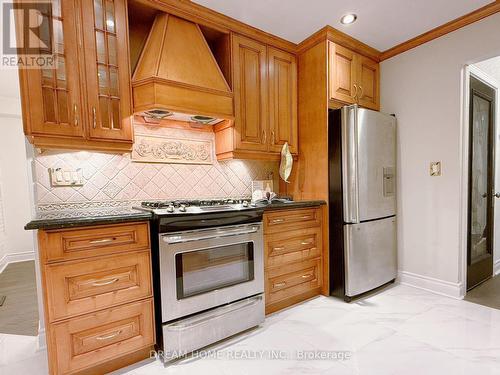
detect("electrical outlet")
(430, 162), (441, 177)
(49, 168), (84, 187)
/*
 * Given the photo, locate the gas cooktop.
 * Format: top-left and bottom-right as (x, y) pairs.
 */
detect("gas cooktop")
(135, 199), (258, 215)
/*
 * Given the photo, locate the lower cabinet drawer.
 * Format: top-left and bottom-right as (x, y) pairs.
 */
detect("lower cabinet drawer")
(266, 258), (322, 305)
(265, 227), (322, 268)
(49, 299), (154, 375)
(44, 250), (152, 322)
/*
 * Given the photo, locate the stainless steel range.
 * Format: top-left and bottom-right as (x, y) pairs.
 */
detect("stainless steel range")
(137, 200), (265, 361)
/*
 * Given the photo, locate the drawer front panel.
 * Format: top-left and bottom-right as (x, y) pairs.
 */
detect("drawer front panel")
(45, 251), (152, 321)
(266, 259), (321, 305)
(51, 299), (154, 374)
(264, 208), (320, 233)
(266, 227), (322, 268)
(40, 222), (150, 263)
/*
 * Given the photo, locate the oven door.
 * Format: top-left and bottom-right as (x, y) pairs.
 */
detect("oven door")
(159, 223), (264, 322)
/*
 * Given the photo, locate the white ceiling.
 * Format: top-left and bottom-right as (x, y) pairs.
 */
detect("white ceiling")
(193, 0), (494, 51)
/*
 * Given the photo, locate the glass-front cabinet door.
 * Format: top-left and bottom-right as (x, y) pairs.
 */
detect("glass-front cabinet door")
(21, 0), (84, 138)
(81, 0), (132, 141)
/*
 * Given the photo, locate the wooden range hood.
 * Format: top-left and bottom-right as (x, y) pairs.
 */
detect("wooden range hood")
(132, 13), (233, 123)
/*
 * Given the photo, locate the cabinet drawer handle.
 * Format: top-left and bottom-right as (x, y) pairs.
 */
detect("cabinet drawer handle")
(73, 104), (79, 127)
(92, 107), (97, 129)
(271, 218), (285, 224)
(301, 215), (312, 219)
(301, 240), (313, 245)
(96, 330), (122, 341)
(273, 281), (286, 288)
(273, 246), (285, 251)
(91, 277), (119, 287)
(302, 274), (312, 279)
(89, 238), (115, 244)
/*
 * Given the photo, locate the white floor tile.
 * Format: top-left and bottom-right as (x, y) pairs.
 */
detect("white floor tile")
(4, 284), (500, 375)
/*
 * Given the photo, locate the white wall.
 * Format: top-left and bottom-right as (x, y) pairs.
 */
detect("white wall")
(0, 62), (35, 270)
(381, 13), (500, 297)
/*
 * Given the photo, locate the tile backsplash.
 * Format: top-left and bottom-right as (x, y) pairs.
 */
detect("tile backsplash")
(33, 123), (279, 211)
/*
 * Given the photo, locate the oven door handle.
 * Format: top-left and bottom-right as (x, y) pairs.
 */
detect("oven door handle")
(165, 296), (263, 331)
(162, 225), (260, 244)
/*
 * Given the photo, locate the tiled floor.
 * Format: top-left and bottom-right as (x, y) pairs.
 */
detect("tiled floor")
(3, 284), (500, 374)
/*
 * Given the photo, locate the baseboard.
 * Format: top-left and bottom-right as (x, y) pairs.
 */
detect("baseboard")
(0, 251), (35, 273)
(37, 326), (46, 352)
(494, 260), (500, 276)
(397, 271), (463, 299)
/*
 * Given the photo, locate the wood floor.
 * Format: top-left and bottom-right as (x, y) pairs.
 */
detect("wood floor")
(0, 261), (39, 336)
(465, 274), (500, 310)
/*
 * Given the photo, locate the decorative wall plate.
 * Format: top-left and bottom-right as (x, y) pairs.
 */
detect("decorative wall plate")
(132, 134), (213, 165)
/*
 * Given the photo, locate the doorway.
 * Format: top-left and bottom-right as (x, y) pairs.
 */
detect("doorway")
(467, 76), (496, 290)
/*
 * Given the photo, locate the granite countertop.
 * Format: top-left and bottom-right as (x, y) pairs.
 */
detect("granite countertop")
(25, 200), (326, 230)
(258, 199), (326, 211)
(25, 207), (153, 230)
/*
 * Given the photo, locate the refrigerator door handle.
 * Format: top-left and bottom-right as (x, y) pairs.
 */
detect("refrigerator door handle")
(342, 105), (360, 223)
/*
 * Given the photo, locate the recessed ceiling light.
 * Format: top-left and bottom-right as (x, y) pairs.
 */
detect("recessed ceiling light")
(340, 13), (357, 25)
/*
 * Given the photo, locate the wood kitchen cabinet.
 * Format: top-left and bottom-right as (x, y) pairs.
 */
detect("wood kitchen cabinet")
(231, 34), (269, 152)
(328, 41), (379, 110)
(38, 221), (154, 374)
(263, 207), (324, 314)
(268, 47), (298, 154)
(215, 34), (297, 159)
(17, 0), (133, 152)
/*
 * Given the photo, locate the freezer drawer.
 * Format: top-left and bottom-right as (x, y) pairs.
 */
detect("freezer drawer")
(344, 217), (397, 297)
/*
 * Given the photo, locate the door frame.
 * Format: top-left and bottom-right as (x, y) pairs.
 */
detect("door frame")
(459, 65), (499, 298)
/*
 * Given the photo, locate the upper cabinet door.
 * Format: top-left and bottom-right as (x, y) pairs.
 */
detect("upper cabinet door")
(81, 0), (132, 141)
(232, 34), (269, 152)
(356, 55), (380, 110)
(20, 0), (84, 138)
(328, 42), (356, 104)
(268, 47), (297, 154)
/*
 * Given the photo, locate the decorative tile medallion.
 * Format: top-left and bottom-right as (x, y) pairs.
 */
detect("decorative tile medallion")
(132, 134), (213, 165)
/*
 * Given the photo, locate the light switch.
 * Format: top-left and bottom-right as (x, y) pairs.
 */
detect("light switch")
(430, 162), (441, 177)
(49, 168), (84, 187)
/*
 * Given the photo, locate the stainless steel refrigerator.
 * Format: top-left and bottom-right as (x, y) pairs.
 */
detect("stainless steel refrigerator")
(328, 105), (397, 301)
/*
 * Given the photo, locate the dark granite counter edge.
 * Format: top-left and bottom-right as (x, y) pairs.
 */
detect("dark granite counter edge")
(261, 200), (326, 211)
(25, 200), (326, 230)
(25, 212), (153, 231)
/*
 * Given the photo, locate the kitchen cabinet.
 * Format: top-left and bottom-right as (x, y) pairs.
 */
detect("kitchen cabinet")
(232, 34), (269, 152)
(268, 47), (298, 154)
(215, 34), (297, 160)
(38, 222), (154, 374)
(263, 207), (324, 314)
(17, 0), (133, 152)
(328, 41), (379, 110)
